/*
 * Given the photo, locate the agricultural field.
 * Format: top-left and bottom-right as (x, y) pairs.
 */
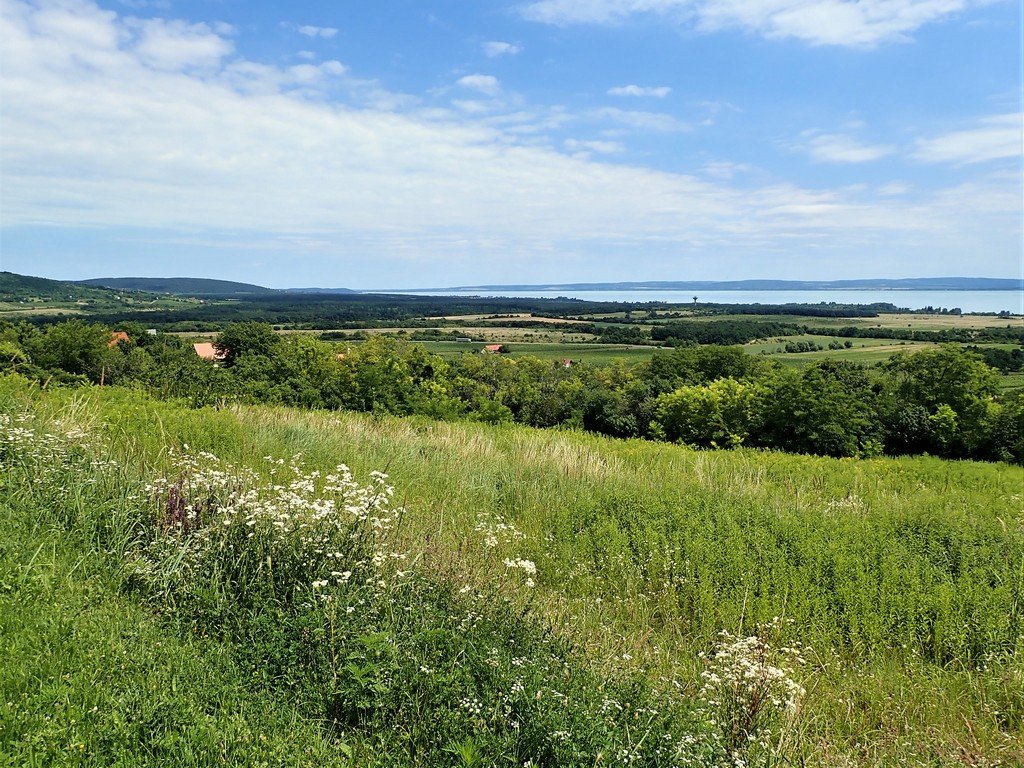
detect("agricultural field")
(409, 340), (657, 364)
(743, 334), (940, 365)
(1, 377), (1021, 766)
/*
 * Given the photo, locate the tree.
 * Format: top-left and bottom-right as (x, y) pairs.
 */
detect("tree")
(30, 320), (110, 380)
(883, 346), (999, 456)
(651, 377), (759, 448)
(755, 361), (883, 457)
(214, 322), (280, 366)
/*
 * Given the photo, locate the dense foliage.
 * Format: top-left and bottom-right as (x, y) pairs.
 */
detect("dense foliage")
(2, 318), (1021, 463)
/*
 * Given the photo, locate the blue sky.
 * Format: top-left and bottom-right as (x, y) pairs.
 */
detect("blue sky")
(0, 0), (1020, 289)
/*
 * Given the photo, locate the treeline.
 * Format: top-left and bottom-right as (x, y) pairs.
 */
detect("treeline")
(688, 302), (894, 317)
(2, 319), (1021, 464)
(28, 289), (909, 332)
(806, 325), (1024, 344)
(652, 320), (802, 345)
(59, 294), (636, 331)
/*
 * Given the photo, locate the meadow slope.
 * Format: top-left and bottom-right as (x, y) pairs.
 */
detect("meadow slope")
(1, 377), (1021, 766)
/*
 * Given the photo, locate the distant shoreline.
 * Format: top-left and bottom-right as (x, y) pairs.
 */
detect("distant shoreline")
(381, 278), (1022, 293)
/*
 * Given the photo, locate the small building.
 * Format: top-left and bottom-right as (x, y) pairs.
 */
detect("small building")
(146, 328), (157, 336)
(107, 331), (130, 348)
(481, 344), (507, 354)
(193, 342), (226, 362)
(560, 359), (573, 368)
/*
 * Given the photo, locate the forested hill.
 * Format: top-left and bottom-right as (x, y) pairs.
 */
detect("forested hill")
(0, 271), (139, 302)
(80, 276), (278, 296)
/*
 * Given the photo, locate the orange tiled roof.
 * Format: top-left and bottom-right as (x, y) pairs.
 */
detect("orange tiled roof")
(193, 342), (226, 361)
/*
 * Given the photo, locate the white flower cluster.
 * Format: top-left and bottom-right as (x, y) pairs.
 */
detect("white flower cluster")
(0, 411), (109, 488)
(699, 619), (805, 760)
(503, 557), (538, 587)
(142, 450), (404, 595)
(824, 494), (867, 515)
(474, 511), (525, 549)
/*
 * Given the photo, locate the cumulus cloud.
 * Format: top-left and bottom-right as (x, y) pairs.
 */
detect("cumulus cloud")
(608, 84), (671, 97)
(0, 0), (1017, 279)
(456, 74), (501, 94)
(129, 18), (233, 70)
(520, 0), (982, 47)
(913, 114), (1022, 165)
(297, 24), (338, 38)
(799, 132), (895, 163)
(482, 40), (522, 57)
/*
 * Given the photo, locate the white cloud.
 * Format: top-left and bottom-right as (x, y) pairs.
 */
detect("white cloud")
(913, 114), (1022, 165)
(563, 138), (625, 154)
(0, 0), (1017, 279)
(701, 161), (752, 179)
(482, 40), (522, 57)
(592, 107), (686, 131)
(877, 181), (913, 196)
(456, 74), (501, 94)
(297, 24), (338, 39)
(520, 0), (983, 47)
(608, 84), (671, 98)
(800, 132), (895, 163)
(129, 18), (233, 70)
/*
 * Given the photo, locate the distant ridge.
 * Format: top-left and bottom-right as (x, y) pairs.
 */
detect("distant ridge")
(435, 277), (1023, 292)
(80, 277), (277, 296)
(0, 271), (137, 302)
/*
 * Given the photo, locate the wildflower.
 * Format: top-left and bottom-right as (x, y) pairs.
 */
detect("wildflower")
(503, 558), (537, 575)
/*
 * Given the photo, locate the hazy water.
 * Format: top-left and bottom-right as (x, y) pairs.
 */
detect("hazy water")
(402, 290), (1023, 314)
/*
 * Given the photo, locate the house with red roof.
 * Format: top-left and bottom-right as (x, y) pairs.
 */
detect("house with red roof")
(193, 342), (226, 362)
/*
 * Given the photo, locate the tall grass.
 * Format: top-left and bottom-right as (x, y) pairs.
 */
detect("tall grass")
(2, 375), (1022, 765)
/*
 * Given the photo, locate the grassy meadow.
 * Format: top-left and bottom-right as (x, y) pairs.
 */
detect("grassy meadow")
(1, 377), (1022, 766)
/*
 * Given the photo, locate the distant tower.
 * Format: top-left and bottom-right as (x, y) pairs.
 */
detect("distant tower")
(692, 295), (698, 307)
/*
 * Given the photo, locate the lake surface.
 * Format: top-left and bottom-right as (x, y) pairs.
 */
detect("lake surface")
(400, 290), (1023, 314)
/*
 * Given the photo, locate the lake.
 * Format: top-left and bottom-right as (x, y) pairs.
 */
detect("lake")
(400, 289), (1023, 314)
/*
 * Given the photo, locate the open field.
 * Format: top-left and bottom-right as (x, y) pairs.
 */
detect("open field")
(0, 305), (88, 316)
(2, 378), (1021, 766)
(411, 340), (657, 364)
(743, 334), (941, 365)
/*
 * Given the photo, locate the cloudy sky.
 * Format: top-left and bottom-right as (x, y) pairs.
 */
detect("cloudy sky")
(0, 0), (1020, 289)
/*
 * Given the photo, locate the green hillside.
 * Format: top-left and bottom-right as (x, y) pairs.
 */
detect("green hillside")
(1, 377), (1020, 766)
(80, 276), (277, 296)
(0, 271), (199, 317)
(0, 271), (128, 303)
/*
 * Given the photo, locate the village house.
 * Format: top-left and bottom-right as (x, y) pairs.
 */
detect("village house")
(193, 342), (226, 362)
(107, 331), (130, 347)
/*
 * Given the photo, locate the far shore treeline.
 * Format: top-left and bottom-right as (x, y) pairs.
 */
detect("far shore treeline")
(1, 318), (1022, 464)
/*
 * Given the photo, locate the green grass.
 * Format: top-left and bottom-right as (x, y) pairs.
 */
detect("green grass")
(743, 334), (939, 365)
(2, 377), (1022, 766)
(0, 439), (347, 765)
(409, 340), (659, 364)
